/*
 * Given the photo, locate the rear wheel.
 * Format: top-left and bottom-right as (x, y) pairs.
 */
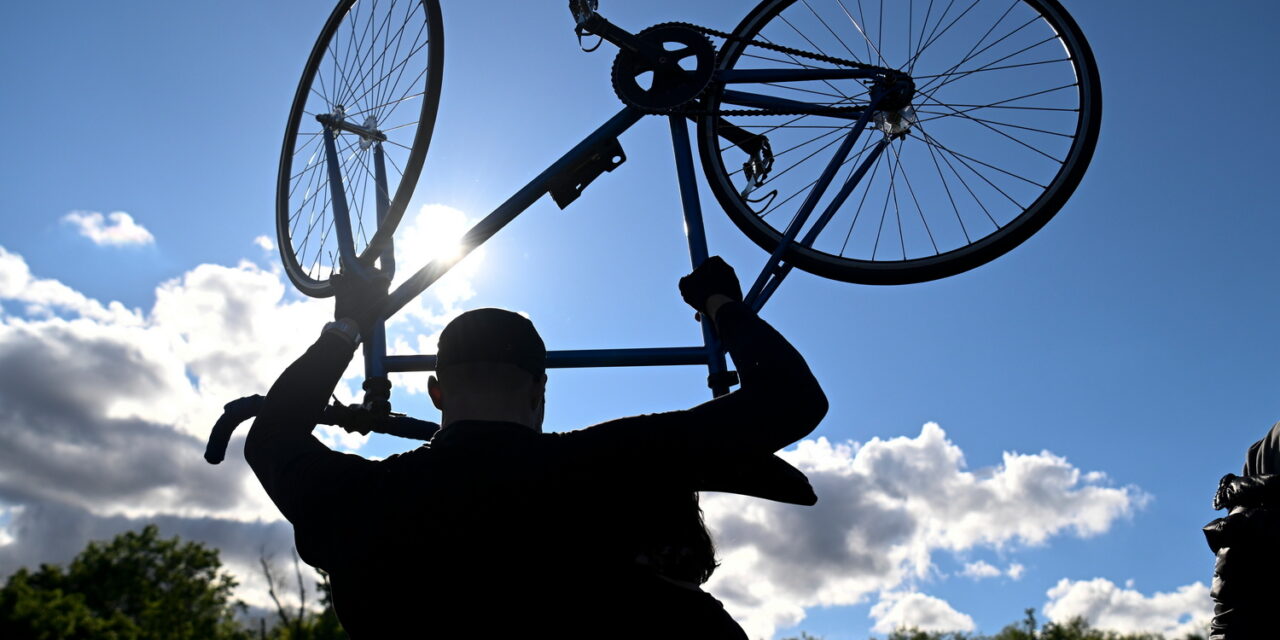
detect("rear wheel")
(277, 0), (444, 297)
(698, 0), (1101, 284)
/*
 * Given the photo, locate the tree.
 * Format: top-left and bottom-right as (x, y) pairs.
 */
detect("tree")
(867, 608), (1207, 640)
(254, 550), (344, 640)
(0, 525), (248, 640)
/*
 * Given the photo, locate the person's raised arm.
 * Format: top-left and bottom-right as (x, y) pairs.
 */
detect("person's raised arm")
(244, 271), (388, 524)
(679, 256), (829, 454)
(548, 257), (828, 495)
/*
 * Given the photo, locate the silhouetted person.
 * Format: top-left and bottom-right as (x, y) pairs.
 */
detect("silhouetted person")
(245, 257), (827, 638)
(1205, 420), (1280, 639)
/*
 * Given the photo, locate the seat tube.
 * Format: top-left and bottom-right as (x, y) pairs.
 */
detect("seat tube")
(668, 116), (731, 397)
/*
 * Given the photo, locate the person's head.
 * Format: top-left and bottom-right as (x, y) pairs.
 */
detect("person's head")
(427, 308), (547, 431)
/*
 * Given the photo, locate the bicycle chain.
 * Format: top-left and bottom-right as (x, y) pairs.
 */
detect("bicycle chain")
(613, 21), (899, 117)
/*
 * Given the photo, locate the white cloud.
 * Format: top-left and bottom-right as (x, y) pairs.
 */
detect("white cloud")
(1007, 562), (1026, 580)
(870, 591), (976, 634)
(0, 246), (141, 324)
(253, 235), (274, 251)
(0, 240), (1153, 636)
(1043, 578), (1211, 639)
(702, 423), (1147, 639)
(62, 211), (155, 247)
(0, 234), (475, 613)
(0, 244), (359, 614)
(961, 560), (1002, 579)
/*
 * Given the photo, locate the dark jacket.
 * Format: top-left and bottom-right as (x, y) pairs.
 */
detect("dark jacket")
(1204, 421), (1280, 640)
(245, 301), (827, 638)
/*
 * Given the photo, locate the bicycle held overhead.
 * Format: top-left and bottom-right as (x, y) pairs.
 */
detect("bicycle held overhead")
(211, 0), (1100, 453)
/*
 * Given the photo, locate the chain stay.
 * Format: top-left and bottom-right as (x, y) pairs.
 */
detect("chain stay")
(613, 21), (897, 117)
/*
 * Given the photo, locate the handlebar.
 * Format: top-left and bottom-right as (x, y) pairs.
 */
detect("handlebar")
(203, 395), (440, 464)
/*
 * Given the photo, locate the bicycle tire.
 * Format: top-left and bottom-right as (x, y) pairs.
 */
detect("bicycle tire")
(697, 0), (1101, 284)
(277, 0), (444, 297)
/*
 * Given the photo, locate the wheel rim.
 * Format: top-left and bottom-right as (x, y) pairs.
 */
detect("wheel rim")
(699, 0), (1100, 284)
(277, 0), (443, 296)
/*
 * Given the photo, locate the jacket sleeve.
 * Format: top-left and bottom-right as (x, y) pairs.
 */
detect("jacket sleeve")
(546, 301), (827, 501)
(244, 332), (378, 564)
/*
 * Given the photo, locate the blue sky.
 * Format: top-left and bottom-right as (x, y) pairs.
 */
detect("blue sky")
(2, 1), (1278, 638)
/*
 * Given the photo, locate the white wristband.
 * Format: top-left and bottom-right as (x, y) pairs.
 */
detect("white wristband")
(322, 318), (361, 345)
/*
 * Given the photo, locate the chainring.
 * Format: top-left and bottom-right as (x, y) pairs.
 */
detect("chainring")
(611, 23), (716, 112)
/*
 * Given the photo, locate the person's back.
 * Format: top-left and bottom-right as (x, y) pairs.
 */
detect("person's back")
(245, 258), (826, 637)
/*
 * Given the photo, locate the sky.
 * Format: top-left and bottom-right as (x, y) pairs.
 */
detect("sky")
(1, 1), (1278, 638)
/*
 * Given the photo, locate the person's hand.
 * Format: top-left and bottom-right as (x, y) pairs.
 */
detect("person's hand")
(331, 269), (391, 335)
(1214, 473), (1238, 510)
(679, 256), (743, 320)
(1213, 472), (1277, 511)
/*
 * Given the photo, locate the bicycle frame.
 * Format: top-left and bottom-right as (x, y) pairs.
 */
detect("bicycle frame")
(318, 67), (889, 403)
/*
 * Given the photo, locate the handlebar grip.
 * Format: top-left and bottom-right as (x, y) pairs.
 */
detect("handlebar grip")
(204, 395), (440, 465)
(203, 395), (265, 464)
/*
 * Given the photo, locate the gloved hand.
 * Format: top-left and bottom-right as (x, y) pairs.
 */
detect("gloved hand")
(1214, 472), (1280, 511)
(331, 269), (391, 335)
(1215, 473), (1239, 510)
(679, 256), (743, 317)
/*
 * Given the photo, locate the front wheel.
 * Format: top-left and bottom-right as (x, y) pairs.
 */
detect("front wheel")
(276, 0), (445, 297)
(698, 0), (1101, 284)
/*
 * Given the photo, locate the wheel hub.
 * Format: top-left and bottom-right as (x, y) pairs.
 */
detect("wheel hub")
(870, 74), (917, 138)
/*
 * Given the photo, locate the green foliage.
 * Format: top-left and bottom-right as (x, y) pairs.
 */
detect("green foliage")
(869, 608), (1207, 640)
(0, 525), (248, 640)
(253, 562), (345, 640)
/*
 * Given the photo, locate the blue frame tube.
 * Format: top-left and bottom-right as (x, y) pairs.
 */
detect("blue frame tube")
(363, 142), (394, 382)
(381, 106), (645, 319)
(744, 104), (879, 305)
(320, 123), (363, 273)
(749, 138), (890, 311)
(718, 68), (880, 84)
(720, 90), (866, 119)
(384, 346), (711, 372)
(668, 115), (731, 396)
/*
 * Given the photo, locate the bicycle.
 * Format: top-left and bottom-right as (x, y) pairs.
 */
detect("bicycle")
(206, 0), (1100, 460)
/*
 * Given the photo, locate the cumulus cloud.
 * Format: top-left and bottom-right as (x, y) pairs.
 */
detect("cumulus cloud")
(959, 560), (1025, 581)
(961, 560), (1002, 579)
(0, 233), (475, 611)
(62, 211), (155, 247)
(701, 423), (1147, 638)
(1007, 562), (1026, 580)
(1043, 578), (1211, 639)
(254, 235), (274, 251)
(0, 238), (1155, 636)
(0, 246), (141, 323)
(870, 591), (976, 634)
(0, 246), (341, 612)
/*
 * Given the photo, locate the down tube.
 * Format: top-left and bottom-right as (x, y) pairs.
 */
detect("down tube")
(379, 106), (644, 321)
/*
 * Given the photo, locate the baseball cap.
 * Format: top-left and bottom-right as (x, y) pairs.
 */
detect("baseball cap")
(436, 308), (546, 376)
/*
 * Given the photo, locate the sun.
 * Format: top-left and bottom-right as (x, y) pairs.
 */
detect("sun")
(400, 203), (471, 265)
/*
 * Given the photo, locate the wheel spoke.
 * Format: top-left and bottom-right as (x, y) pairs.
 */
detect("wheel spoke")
(916, 93), (1064, 163)
(911, 0), (1024, 95)
(838, 139), (885, 254)
(890, 142), (940, 256)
